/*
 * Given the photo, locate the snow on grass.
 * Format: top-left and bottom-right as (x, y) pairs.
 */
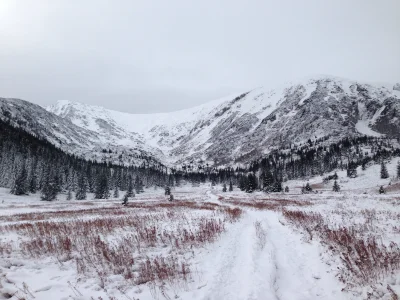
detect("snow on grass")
(0, 187), (242, 300)
(1, 181), (400, 299)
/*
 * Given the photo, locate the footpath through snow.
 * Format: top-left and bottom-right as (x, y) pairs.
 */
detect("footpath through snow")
(183, 191), (346, 300)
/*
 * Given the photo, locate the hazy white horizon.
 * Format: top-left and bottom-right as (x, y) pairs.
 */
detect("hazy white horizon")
(1, 0), (399, 113)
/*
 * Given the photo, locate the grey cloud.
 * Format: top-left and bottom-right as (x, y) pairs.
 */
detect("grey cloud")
(0, 0), (399, 113)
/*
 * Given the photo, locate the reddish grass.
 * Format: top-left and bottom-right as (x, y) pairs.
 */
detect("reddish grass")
(225, 198), (312, 210)
(0, 201), (243, 289)
(283, 209), (400, 285)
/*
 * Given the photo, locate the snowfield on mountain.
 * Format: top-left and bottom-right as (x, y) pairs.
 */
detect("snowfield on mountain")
(46, 75), (400, 166)
(1, 75), (399, 168)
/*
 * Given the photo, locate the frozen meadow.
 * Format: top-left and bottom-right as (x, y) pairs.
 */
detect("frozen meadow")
(0, 167), (400, 300)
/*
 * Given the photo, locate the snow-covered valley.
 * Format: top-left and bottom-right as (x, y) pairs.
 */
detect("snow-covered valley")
(1, 158), (400, 300)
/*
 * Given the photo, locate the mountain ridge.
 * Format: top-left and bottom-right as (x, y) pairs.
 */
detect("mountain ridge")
(1, 75), (399, 168)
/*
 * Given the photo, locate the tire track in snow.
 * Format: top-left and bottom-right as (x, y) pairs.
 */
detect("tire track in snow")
(201, 212), (256, 300)
(194, 191), (346, 300)
(198, 210), (278, 300)
(262, 211), (347, 300)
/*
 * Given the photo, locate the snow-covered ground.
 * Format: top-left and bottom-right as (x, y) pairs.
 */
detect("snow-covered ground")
(1, 161), (400, 300)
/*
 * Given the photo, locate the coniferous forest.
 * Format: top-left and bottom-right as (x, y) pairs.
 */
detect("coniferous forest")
(1, 116), (400, 199)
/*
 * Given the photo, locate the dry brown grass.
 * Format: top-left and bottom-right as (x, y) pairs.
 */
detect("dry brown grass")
(0, 200), (242, 290)
(223, 198), (312, 210)
(283, 209), (400, 286)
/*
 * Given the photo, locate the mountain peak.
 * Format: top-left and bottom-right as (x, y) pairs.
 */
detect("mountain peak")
(41, 76), (400, 166)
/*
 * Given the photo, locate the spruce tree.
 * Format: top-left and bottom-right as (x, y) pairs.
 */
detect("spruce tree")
(75, 174), (87, 200)
(347, 164), (357, 178)
(246, 173), (257, 193)
(229, 181), (233, 192)
(272, 180), (283, 193)
(95, 173), (110, 199)
(165, 186), (171, 196)
(262, 171), (274, 193)
(11, 165), (29, 195)
(113, 181), (119, 198)
(41, 175), (58, 201)
(332, 180), (340, 192)
(29, 173), (37, 194)
(126, 176), (135, 197)
(239, 176), (247, 191)
(380, 161), (389, 179)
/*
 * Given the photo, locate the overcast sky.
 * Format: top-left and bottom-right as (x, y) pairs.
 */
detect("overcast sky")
(0, 1), (399, 113)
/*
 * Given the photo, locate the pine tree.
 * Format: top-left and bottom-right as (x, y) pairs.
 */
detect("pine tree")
(222, 183), (227, 192)
(29, 173), (37, 193)
(380, 161), (389, 179)
(41, 175), (58, 201)
(246, 173), (257, 193)
(347, 165), (357, 178)
(75, 174), (87, 200)
(95, 173), (110, 199)
(333, 172), (338, 180)
(239, 176), (247, 191)
(113, 181), (119, 199)
(134, 175), (143, 194)
(229, 181), (233, 192)
(165, 186), (171, 196)
(126, 176), (135, 197)
(272, 180), (283, 192)
(11, 165), (29, 195)
(262, 171), (274, 193)
(332, 180), (340, 192)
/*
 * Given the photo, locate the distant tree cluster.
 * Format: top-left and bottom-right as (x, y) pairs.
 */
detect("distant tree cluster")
(2, 117), (400, 200)
(0, 119), (169, 201)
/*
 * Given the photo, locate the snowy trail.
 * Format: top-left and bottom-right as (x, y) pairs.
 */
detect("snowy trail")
(197, 211), (277, 300)
(186, 191), (347, 300)
(261, 211), (346, 300)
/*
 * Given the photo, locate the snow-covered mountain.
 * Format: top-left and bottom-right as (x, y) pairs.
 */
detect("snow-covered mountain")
(47, 75), (400, 166)
(1, 75), (400, 167)
(0, 98), (164, 167)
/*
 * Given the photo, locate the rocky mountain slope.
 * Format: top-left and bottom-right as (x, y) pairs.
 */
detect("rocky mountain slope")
(1, 75), (399, 168)
(0, 98), (164, 167)
(48, 75), (400, 166)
